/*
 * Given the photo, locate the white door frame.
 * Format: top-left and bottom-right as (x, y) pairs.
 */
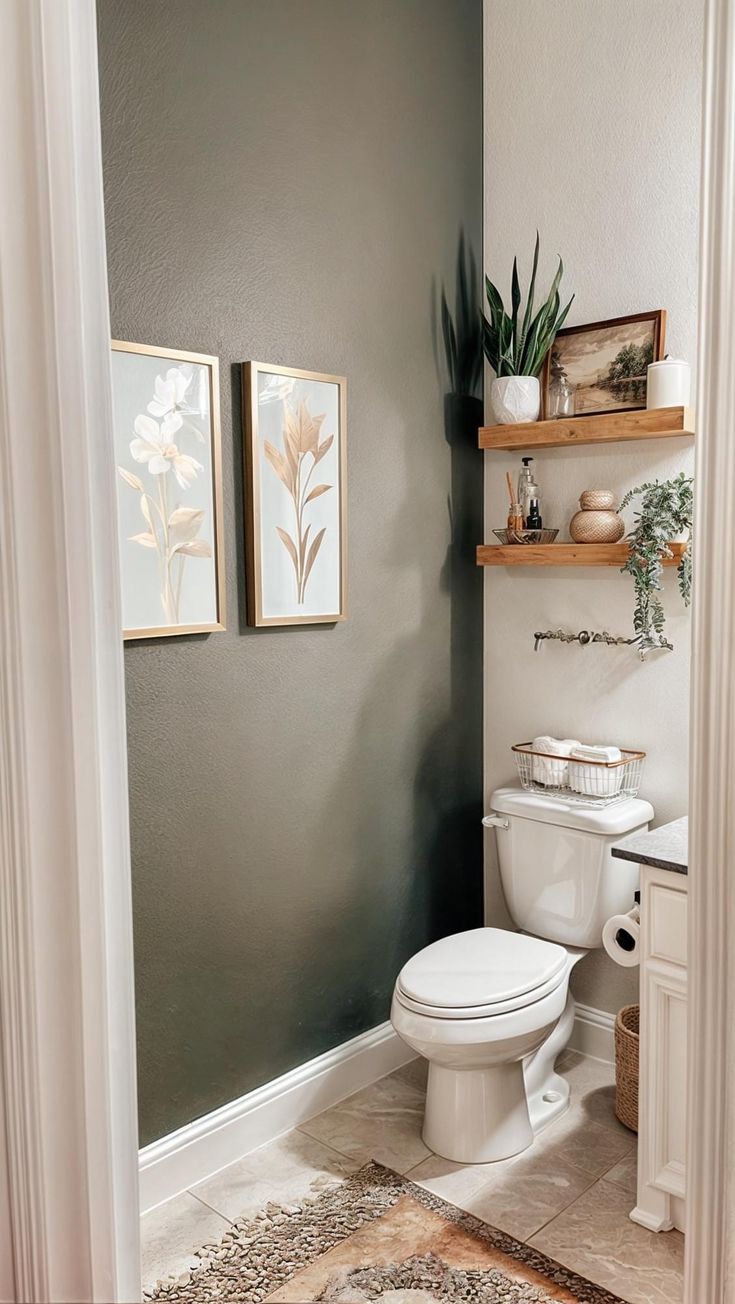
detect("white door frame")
(685, 0), (735, 1298)
(0, 1), (140, 1300)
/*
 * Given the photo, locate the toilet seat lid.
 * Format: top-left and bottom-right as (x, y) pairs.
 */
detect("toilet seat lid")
(397, 927), (567, 1011)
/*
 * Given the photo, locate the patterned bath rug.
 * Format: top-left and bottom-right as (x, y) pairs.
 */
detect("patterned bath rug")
(146, 1160), (624, 1303)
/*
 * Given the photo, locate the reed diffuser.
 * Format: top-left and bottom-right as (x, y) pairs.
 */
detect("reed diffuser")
(506, 471), (524, 535)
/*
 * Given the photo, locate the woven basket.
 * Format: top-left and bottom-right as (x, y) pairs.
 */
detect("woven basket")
(614, 1003), (640, 1132)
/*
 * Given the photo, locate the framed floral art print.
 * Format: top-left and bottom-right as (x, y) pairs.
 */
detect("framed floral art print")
(242, 361), (347, 626)
(111, 341), (226, 639)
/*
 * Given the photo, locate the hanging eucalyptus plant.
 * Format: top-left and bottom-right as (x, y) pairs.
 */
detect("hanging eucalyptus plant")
(482, 233), (574, 377)
(620, 473), (693, 657)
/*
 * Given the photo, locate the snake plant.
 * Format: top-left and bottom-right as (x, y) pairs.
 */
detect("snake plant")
(482, 233), (574, 377)
(620, 473), (693, 656)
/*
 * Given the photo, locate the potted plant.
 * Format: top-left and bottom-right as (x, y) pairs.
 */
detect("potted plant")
(482, 234), (574, 424)
(620, 473), (693, 656)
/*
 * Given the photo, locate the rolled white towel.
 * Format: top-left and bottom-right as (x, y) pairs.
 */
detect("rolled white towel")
(569, 744), (623, 797)
(531, 736), (580, 787)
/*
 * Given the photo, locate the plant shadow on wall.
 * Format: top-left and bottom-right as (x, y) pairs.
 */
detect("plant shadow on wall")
(432, 230), (484, 930)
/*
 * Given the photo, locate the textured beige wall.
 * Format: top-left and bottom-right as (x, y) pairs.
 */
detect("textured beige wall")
(98, 0), (483, 1146)
(482, 0), (703, 1013)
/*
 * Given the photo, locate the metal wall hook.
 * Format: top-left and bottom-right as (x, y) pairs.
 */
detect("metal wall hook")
(533, 628), (640, 652)
(532, 628), (675, 660)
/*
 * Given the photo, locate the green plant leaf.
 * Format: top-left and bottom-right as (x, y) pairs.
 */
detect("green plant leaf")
(510, 256), (521, 352)
(518, 231), (540, 358)
(620, 475), (693, 649)
(485, 276), (505, 324)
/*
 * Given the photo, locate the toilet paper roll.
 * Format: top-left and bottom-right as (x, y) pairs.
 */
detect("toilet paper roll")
(602, 907), (641, 968)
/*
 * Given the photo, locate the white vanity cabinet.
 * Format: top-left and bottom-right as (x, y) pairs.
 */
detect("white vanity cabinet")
(631, 862), (688, 1234)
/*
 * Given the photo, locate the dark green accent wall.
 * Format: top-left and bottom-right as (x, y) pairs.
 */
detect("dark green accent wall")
(97, 0), (483, 1147)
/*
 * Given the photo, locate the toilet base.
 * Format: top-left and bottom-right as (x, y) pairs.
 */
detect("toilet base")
(524, 987), (576, 1135)
(422, 1060), (533, 1163)
(419, 987), (580, 1164)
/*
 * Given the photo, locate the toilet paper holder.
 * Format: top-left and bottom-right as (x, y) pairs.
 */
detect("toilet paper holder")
(603, 892), (642, 967)
(614, 890), (641, 950)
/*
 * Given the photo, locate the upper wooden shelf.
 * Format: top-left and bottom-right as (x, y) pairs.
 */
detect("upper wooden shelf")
(478, 405), (695, 451)
(477, 542), (688, 567)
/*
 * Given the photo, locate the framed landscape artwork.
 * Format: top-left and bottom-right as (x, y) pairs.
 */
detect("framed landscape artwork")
(243, 362), (347, 626)
(542, 310), (667, 417)
(111, 341), (226, 639)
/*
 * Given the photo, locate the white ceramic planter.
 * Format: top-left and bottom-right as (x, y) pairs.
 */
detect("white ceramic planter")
(491, 375), (540, 424)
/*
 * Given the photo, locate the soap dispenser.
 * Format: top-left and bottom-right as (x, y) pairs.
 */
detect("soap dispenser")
(517, 457), (535, 525)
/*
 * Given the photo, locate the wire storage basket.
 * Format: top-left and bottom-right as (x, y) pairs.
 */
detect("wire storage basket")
(512, 742), (646, 806)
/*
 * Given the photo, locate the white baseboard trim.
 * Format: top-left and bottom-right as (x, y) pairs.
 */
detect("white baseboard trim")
(569, 1002), (616, 1063)
(139, 1021), (413, 1213)
(139, 1003), (616, 1214)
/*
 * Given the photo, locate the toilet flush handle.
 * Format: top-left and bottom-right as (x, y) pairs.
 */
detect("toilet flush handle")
(482, 814), (509, 830)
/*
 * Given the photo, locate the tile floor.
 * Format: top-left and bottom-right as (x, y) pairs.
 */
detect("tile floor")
(141, 1050), (683, 1304)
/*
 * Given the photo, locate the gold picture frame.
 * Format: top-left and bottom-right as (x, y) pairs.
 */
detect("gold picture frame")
(541, 309), (667, 418)
(243, 361), (347, 627)
(111, 340), (226, 640)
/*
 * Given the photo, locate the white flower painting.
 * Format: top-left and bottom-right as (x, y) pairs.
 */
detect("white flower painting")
(243, 362), (347, 627)
(111, 343), (225, 639)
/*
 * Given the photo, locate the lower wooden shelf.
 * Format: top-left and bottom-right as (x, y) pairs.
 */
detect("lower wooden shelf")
(477, 542), (688, 567)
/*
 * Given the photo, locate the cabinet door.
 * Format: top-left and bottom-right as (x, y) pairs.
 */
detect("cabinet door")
(645, 966), (687, 1198)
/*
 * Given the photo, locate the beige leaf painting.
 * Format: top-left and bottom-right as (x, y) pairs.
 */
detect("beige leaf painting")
(264, 440), (293, 492)
(118, 466), (144, 491)
(313, 434), (334, 464)
(304, 483), (331, 505)
(275, 525), (299, 574)
(263, 395), (335, 605)
(303, 527), (326, 591)
(139, 493), (156, 534)
(168, 506), (205, 541)
(118, 374), (213, 625)
(172, 539), (213, 558)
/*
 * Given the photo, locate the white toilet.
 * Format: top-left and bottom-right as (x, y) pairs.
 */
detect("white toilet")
(391, 786), (652, 1164)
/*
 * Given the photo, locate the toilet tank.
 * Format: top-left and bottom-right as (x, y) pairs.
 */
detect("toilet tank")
(489, 787), (654, 948)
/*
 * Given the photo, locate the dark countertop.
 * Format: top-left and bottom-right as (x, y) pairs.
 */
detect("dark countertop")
(611, 816), (688, 875)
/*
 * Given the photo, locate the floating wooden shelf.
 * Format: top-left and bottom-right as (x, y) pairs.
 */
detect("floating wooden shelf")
(478, 406), (695, 452)
(477, 542), (688, 567)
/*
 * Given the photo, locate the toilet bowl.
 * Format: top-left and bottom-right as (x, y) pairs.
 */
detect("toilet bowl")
(391, 927), (578, 1162)
(391, 787), (653, 1164)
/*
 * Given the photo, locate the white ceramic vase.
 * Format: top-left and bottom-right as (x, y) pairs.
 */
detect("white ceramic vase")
(491, 376), (540, 424)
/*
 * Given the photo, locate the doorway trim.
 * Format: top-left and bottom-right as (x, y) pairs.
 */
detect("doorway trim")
(0, 0), (140, 1299)
(685, 0), (735, 1298)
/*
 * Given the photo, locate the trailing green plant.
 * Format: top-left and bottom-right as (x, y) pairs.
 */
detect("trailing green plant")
(619, 473), (693, 656)
(441, 232), (483, 397)
(481, 233), (574, 377)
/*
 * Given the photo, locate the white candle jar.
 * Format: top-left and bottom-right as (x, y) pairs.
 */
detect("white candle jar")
(646, 358), (691, 409)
